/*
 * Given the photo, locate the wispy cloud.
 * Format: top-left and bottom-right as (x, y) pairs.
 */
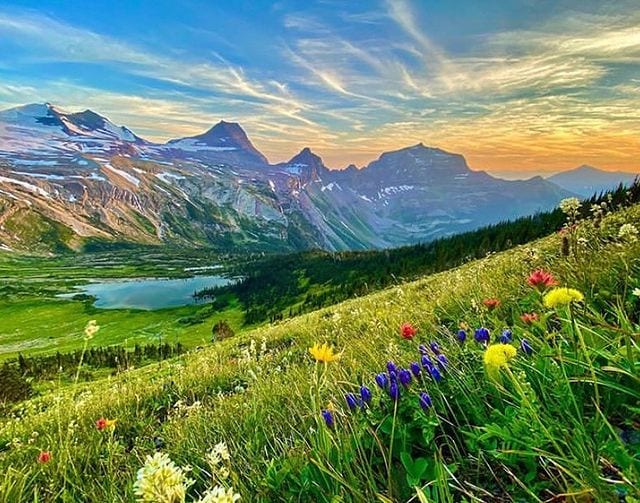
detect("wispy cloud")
(0, 2), (638, 171)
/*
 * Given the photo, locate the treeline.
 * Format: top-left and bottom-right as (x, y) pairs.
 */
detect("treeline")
(199, 182), (640, 325)
(5, 342), (186, 381)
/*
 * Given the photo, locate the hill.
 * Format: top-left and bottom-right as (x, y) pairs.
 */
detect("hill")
(1, 199), (639, 501)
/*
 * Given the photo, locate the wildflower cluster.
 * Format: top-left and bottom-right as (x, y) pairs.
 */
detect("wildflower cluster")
(559, 197), (581, 219)
(321, 339), (449, 428)
(206, 441), (231, 483)
(134, 452), (194, 503)
(134, 446), (241, 503)
(618, 223), (639, 243)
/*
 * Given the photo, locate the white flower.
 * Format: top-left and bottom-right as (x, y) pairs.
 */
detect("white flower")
(559, 197), (581, 215)
(134, 452), (194, 503)
(632, 288), (640, 298)
(83, 320), (100, 340)
(195, 486), (240, 503)
(618, 223), (639, 242)
(206, 442), (230, 467)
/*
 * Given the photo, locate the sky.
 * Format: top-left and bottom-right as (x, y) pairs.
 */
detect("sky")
(0, 0), (638, 176)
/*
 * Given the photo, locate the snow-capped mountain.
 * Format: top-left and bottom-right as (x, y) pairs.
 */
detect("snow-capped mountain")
(0, 103), (146, 159)
(0, 103), (574, 252)
(163, 120), (268, 166)
(547, 165), (638, 197)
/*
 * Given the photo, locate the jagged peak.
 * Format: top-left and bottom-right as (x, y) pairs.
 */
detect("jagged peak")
(288, 146), (323, 165)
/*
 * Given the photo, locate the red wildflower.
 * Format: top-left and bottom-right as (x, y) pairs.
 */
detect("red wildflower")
(520, 312), (539, 325)
(400, 322), (417, 340)
(37, 451), (52, 464)
(95, 417), (116, 431)
(482, 298), (501, 310)
(527, 269), (558, 289)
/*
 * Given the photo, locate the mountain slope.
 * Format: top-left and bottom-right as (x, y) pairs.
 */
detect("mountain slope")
(0, 103), (573, 252)
(547, 164), (638, 197)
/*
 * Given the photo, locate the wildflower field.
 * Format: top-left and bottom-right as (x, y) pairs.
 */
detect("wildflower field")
(1, 201), (639, 502)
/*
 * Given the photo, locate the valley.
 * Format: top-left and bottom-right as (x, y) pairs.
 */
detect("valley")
(0, 248), (244, 360)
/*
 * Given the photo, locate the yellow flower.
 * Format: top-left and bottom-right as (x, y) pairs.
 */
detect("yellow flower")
(484, 344), (517, 380)
(309, 342), (340, 363)
(543, 288), (584, 308)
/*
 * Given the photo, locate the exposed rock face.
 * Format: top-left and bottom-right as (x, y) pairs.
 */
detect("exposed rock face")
(0, 103), (574, 252)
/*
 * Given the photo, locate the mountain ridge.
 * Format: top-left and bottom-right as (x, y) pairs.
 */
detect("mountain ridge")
(0, 102), (576, 253)
(547, 164), (638, 197)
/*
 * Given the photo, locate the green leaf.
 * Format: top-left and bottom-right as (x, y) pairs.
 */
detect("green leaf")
(401, 451), (429, 486)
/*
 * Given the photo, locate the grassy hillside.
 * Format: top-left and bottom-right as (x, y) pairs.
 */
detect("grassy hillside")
(1, 203), (639, 501)
(210, 183), (640, 325)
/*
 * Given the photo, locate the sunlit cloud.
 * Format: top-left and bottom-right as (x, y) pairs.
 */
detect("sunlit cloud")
(0, 1), (638, 171)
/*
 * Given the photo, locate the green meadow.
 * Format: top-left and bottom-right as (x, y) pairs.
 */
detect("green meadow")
(0, 201), (639, 502)
(0, 248), (245, 359)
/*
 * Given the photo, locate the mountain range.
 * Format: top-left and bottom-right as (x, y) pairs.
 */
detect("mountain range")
(0, 103), (635, 253)
(547, 165), (638, 197)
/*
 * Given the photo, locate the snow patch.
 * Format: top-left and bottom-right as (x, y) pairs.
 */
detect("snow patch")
(321, 182), (342, 192)
(166, 139), (237, 152)
(378, 185), (415, 198)
(11, 171), (66, 181)
(103, 164), (140, 187)
(155, 172), (185, 184)
(0, 176), (50, 197)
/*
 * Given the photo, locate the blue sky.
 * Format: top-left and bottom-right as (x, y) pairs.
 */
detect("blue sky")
(0, 0), (638, 174)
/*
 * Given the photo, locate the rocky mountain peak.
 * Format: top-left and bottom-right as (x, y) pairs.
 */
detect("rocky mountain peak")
(167, 120), (268, 165)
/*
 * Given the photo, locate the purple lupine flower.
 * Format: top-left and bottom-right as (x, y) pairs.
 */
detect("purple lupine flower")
(474, 327), (490, 344)
(399, 368), (412, 387)
(345, 393), (358, 411)
(419, 344), (429, 355)
(386, 361), (397, 373)
(360, 385), (372, 404)
(388, 370), (398, 382)
(388, 381), (400, 401)
(436, 354), (448, 371)
(421, 354), (433, 369)
(410, 361), (421, 377)
(520, 339), (533, 356)
(419, 392), (432, 411)
(429, 341), (440, 354)
(499, 329), (513, 344)
(375, 373), (388, 389)
(429, 365), (443, 383)
(457, 329), (467, 343)
(321, 410), (334, 428)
